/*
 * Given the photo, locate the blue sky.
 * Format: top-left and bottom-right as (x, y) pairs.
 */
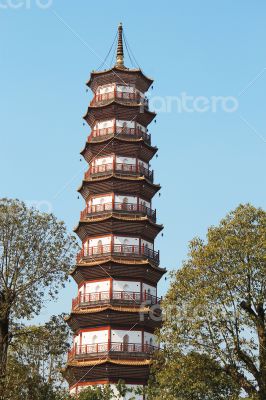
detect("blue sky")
(0, 1), (265, 323)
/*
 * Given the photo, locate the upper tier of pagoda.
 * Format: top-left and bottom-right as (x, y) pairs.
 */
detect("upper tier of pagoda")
(86, 58), (153, 94)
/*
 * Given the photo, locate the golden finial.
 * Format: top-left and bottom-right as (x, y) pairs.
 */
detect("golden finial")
(116, 22), (124, 68)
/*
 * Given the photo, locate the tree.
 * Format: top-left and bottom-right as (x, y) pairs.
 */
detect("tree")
(146, 351), (240, 399)
(2, 315), (71, 400)
(72, 381), (136, 400)
(159, 204), (266, 399)
(0, 198), (77, 387)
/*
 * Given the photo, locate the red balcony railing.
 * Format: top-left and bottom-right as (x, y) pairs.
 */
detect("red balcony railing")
(90, 90), (146, 106)
(72, 290), (160, 310)
(80, 202), (156, 221)
(85, 162), (153, 181)
(76, 244), (159, 265)
(88, 125), (151, 144)
(68, 342), (158, 361)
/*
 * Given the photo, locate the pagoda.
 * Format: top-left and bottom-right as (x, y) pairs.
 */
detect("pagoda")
(65, 24), (166, 398)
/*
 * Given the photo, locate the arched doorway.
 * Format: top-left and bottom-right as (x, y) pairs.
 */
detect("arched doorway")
(123, 238), (130, 254)
(122, 196), (128, 211)
(92, 334), (98, 353)
(123, 334), (129, 352)
(123, 283), (129, 300)
(97, 239), (103, 255)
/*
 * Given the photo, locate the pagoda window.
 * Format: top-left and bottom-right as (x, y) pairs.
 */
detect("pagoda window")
(122, 197), (128, 210)
(123, 334), (129, 351)
(97, 240), (103, 254)
(95, 285), (100, 293)
(123, 283), (129, 292)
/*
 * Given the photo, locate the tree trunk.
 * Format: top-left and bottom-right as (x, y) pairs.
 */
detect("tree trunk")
(0, 315), (9, 388)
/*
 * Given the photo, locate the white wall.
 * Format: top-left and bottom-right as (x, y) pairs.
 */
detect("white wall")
(94, 119), (146, 133)
(111, 329), (142, 344)
(92, 155), (114, 166)
(136, 122), (146, 132)
(116, 84), (135, 93)
(97, 84), (115, 94)
(88, 235), (111, 247)
(138, 159), (148, 169)
(82, 329), (108, 345)
(143, 332), (156, 346)
(143, 283), (156, 297)
(85, 236), (153, 252)
(117, 119), (135, 128)
(113, 280), (140, 293)
(96, 119), (114, 129)
(139, 197), (150, 208)
(89, 195), (112, 206)
(88, 195), (150, 208)
(114, 194), (137, 204)
(74, 329), (156, 347)
(113, 236), (139, 246)
(141, 239), (153, 250)
(78, 280), (156, 297)
(116, 156), (136, 165)
(79, 280), (110, 296)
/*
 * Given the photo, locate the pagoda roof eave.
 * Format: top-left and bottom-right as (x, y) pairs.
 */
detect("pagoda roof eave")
(69, 258), (167, 277)
(83, 101), (156, 128)
(77, 175), (161, 193)
(86, 66), (153, 90)
(80, 137), (158, 158)
(73, 214), (163, 232)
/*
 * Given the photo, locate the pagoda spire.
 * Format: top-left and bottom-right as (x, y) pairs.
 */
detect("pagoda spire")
(115, 22), (124, 68)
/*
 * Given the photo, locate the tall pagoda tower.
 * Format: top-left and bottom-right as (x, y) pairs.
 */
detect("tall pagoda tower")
(65, 24), (166, 398)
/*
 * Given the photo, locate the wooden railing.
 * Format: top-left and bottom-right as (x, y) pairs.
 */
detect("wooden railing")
(72, 290), (160, 309)
(76, 244), (159, 264)
(68, 342), (158, 360)
(90, 90), (148, 106)
(84, 162), (153, 181)
(88, 126), (151, 143)
(80, 202), (156, 221)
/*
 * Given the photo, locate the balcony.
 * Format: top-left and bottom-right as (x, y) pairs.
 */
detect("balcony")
(76, 244), (160, 265)
(88, 126), (151, 144)
(90, 90), (148, 108)
(68, 342), (158, 361)
(85, 162), (153, 182)
(72, 290), (160, 310)
(80, 202), (156, 222)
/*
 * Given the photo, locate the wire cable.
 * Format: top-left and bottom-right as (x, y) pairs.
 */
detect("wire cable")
(96, 31), (118, 71)
(122, 30), (140, 69)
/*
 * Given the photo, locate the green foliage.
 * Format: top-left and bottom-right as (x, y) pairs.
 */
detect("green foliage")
(73, 381), (137, 400)
(2, 315), (71, 400)
(146, 351), (240, 399)
(0, 198), (78, 388)
(158, 204), (265, 400)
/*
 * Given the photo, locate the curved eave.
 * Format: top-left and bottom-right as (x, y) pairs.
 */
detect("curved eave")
(65, 305), (151, 318)
(70, 259), (167, 285)
(87, 67), (153, 92)
(80, 136), (158, 162)
(65, 306), (162, 332)
(66, 358), (152, 368)
(73, 214), (163, 240)
(83, 101), (156, 128)
(77, 174), (161, 194)
(64, 359), (151, 386)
